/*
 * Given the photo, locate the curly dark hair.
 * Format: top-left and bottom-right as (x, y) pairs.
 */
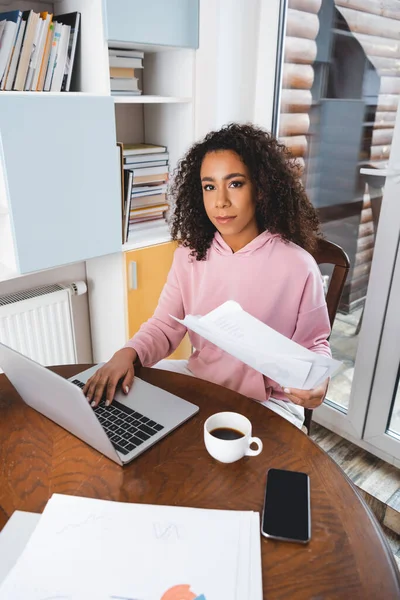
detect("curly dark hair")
(169, 122), (321, 260)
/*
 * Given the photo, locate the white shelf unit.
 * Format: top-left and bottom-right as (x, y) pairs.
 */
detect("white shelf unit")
(113, 95), (192, 104)
(0, 0), (197, 281)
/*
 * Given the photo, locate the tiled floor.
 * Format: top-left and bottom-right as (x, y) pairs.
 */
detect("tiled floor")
(382, 525), (400, 571)
(310, 422), (400, 565)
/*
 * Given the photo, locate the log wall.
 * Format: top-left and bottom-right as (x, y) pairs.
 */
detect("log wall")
(335, 0), (400, 309)
(279, 0), (399, 312)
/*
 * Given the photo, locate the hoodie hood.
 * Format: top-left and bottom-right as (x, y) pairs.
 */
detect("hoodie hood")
(212, 230), (280, 256)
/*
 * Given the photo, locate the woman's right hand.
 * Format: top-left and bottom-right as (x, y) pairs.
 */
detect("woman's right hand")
(83, 347), (138, 408)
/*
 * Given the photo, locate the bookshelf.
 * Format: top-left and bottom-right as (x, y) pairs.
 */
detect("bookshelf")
(0, 0), (199, 363)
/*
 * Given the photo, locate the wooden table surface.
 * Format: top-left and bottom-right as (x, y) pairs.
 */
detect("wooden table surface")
(0, 364), (399, 599)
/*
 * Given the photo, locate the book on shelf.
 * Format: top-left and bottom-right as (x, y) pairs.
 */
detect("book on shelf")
(109, 48), (144, 59)
(0, 10), (80, 93)
(125, 152), (169, 165)
(130, 203), (169, 218)
(110, 76), (140, 92)
(123, 143), (167, 156)
(111, 89), (142, 96)
(23, 10), (44, 90)
(3, 19), (25, 90)
(109, 55), (143, 69)
(129, 165), (169, 177)
(26, 12), (52, 91)
(117, 142), (125, 241)
(110, 66), (135, 78)
(55, 12), (80, 92)
(51, 23), (71, 91)
(127, 159), (168, 169)
(0, 10), (22, 86)
(36, 21), (53, 91)
(130, 193), (167, 208)
(132, 172), (169, 185)
(132, 184), (167, 195)
(128, 219), (170, 233)
(14, 10), (39, 90)
(123, 169), (133, 243)
(108, 47), (143, 95)
(119, 141), (171, 243)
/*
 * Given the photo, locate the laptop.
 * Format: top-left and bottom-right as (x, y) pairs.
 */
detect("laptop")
(0, 342), (199, 466)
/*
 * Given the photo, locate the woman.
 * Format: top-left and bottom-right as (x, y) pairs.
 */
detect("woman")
(84, 123), (331, 428)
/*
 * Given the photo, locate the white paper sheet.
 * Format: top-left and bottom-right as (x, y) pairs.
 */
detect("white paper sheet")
(172, 300), (341, 389)
(0, 494), (262, 600)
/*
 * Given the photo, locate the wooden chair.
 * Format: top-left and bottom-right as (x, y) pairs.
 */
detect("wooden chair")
(303, 238), (350, 434)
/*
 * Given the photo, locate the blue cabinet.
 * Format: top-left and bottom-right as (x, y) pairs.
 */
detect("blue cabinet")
(105, 0), (199, 49)
(0, 95), (121, 274)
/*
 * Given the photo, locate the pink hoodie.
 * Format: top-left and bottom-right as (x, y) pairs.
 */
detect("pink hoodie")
(126, 231), (331, 403)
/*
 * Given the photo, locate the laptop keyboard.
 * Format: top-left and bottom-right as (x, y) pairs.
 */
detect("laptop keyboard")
(71, 379), (164, 456)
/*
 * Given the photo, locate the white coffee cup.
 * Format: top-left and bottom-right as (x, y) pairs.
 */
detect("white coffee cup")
(204, 412), (263, 464)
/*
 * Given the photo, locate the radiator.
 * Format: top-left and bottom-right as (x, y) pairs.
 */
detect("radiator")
(0, 281), (87, 366)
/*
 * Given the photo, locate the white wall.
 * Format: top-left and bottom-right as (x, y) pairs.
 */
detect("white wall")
(195, 0), (281, 139)
(0, 262), (92, 364)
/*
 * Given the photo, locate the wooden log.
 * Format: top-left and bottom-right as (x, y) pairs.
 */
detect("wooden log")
(337, 7), (400, 40)
(374, 111), (397, 127)
(280, 88), (312, 112)
(362, 195), (371, 210)
(360, 207), (373, 224)
(372, 128), (394, 145)
(288, 0), (321, 14)
(355, 247), (374, 266)
(368, 55), (400, 76)
(335, 0), (400, 21)
(377, 94), (399, 111)
(359, 221), (374, 237)
(282, 63), (314, 89)
(349, 285), (369, 304)
(279, 113), (310, 136)
(380, 76), (400, 94)
(284, 37), (317, 64)
(279, 135), (308, 157)
(357, 234), (375, 252)
(370, 144), (391, 160)
(353, 32), (400, 59)
(287, 8), (319, 40)
(353, 262), (372, 279)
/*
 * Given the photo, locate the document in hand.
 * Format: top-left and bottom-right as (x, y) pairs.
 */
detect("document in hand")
(0, 494), (262, 600)
(172, 300), (342, 389)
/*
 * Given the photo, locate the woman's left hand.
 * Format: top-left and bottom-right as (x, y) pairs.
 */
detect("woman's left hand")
(283, 379), (329, 409)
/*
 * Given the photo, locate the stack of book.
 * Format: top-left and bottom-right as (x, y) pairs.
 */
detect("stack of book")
(0, 10), (80, 92)
(109, 48), (143, 96)
(122, 143), (170, 243)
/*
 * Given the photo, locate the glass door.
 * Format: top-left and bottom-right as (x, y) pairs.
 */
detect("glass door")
(362, 216), (400, 460)
(273, 0), (400, 451)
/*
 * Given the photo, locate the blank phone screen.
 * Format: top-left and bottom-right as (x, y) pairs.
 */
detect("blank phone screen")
(262, 468), (310, 542)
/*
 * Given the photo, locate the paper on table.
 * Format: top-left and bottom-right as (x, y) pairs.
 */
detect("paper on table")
(172, 300), (341, 389)
(250, 513), (263, 600)
(0, 493), (262, 600)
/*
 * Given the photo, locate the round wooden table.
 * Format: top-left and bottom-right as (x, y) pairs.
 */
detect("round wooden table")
(0, 365), (399, 599)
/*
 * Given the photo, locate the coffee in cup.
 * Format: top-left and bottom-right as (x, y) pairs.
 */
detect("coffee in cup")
(204, 412), (263, 463)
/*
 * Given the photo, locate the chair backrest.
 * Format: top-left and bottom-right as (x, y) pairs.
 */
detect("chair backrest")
(312, 238), (350, 329)
(304, 238), (350, 433)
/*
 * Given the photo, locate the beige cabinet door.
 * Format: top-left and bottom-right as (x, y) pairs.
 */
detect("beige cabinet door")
(125, 241), (191, 360)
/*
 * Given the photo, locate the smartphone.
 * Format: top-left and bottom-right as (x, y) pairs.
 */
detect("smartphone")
(261, 468), (311, 544)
